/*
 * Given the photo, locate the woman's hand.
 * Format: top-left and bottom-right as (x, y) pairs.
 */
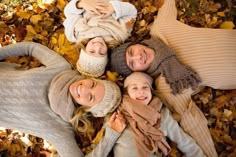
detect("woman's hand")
(78, 0), (102, 15)
(96, 2), (115, 18)
(108, 111), (126, 133)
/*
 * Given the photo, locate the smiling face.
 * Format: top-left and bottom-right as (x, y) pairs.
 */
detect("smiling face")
(69, 79), (105, 107)
(125, 44), (155, 71)
(85, 37), (108, 57)
(127, 79), (152, 105)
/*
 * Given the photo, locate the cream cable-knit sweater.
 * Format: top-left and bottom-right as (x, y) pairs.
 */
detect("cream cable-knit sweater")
(63, 0), (137, 43)
(149, 0), (236, 156)
(0, 42), (121, 157)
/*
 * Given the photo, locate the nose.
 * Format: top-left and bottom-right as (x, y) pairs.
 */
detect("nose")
(80, 85), (90, 96)
(131, 53), (141, 62)
(137, 89), (144, 95)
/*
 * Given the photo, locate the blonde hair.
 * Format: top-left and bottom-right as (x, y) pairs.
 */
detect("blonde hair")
(70, 106), (94, 135)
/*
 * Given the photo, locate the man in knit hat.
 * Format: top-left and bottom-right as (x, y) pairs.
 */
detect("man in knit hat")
(110, 0), (236, 156)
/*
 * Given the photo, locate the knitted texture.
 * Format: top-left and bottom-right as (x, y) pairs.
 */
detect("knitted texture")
(141, 37), (201, 94)
(0, 42), (83, 157)
(63, 0), (137, 43)
(110, 42), (132, 76)
(77, 49), (108, 77)
(88, 79), (121, 117)
(120, 96), (171, 157)
(48, 70), (84, 122)
(124, 72), (153, 88)
(148, 0), (236, 156)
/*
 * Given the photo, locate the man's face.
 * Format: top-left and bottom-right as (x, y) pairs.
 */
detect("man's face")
(125, 44), (155, 71)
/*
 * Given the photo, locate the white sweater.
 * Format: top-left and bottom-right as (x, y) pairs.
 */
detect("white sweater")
(0, 42), (121, 157)
(63, 0), (137, 43)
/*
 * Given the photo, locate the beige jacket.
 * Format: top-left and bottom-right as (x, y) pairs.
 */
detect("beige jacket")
(150, 0), (236, 156)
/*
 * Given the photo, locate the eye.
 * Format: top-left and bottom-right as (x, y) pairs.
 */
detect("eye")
(89, 94), (93, 102)
(131, 87), (137, 91)
(143, 86), (149, 89)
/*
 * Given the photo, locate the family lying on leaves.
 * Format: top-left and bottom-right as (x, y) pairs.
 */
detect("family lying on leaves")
(0, 0), (235, 156)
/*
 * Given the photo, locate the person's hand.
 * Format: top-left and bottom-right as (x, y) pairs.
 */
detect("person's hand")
(108, 111), (126, 133)
(96, 2), (115, 19)
(78, 0), (101, 15)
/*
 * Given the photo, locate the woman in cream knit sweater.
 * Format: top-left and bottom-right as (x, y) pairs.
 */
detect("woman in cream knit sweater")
(110, 0), (236, 156)
(0, 42), (125, 157)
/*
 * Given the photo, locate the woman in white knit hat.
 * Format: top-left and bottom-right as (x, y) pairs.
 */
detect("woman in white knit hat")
(63, 0), (137, 77)
(0, 42), (125, 157)
(110, 0), (236, 156)
(113, 72), (205, 157)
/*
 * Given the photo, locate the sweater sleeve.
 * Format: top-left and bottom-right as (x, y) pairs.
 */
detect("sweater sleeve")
(0, 42), (71, 70)
(63, 0), (85, 42)
(161, 108), (206, 157)
(157, 0), (177, 20)
(110, 1), (137, 21)
(86, 127), (121, 157)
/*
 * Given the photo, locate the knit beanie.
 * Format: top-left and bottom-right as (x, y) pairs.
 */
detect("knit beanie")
(48, 70), (83, 122)
(110, 42), (132, 76)
(77, 49), (108, 77)
(124, 72), (153, 89)
(87, 79), (121, 117)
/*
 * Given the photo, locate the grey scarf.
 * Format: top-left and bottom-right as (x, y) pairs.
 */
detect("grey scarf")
(142, 37), (201, 94)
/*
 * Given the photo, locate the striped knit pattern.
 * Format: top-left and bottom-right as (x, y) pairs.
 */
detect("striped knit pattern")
(150, 0), (236, 156)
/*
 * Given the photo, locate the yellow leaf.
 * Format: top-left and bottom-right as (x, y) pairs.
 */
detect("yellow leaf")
(223, 109), (232, 117)
(220, 21), (235, 29)
(30, 15), (43, 25)
(57, 0), (67, 11)
(58, 33), (65, 49)
(106, 71), (118, 82)
(147, 5), (157, 13)
(92, 128), (105, 144)
(217, 12), (225, 17)
(16, 11), (31, 19)
(26, 25), (37, 35)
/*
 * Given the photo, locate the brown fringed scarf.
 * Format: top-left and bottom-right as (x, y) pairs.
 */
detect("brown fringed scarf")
(119, 96), (171, 157)
(141, 37), (201, 95)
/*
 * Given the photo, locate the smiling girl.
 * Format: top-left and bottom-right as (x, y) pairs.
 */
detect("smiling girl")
(113, 72), (205, 157)
(63, 0), (137, 77)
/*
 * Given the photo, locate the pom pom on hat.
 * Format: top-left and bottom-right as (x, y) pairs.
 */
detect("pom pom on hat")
(124, 72), (153, 88)
(77, 49), (108, 77)
(88, 79), (121, 117)
(110, 42), (132, 76)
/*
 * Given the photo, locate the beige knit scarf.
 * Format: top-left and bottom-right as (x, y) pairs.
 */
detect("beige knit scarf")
(119, 96), (171, 157)
(142, 37), (201, 94)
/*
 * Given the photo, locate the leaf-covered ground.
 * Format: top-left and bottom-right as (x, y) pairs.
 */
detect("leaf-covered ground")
(0, 0), (235, 156)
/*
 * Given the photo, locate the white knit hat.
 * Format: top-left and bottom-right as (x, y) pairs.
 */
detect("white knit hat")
(77, 49), (108, 77)
(124, 72), (153, 88)
(87, 79), (121, 117)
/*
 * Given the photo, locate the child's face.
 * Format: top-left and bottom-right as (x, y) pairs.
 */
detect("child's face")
(86, 37), (108, 57)
(125, 44), (155, 71)
(69, 79), (105, 107)
(127, 79), (152, 105)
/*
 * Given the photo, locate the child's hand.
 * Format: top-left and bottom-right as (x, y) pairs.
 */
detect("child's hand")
(108, 111), (126, 133)
(79, 0), (101, 15)
(96, 2), (115, 19)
